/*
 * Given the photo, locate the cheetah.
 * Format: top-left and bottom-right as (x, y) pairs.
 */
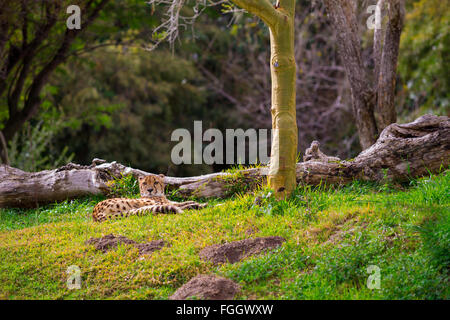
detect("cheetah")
(92, 174), (207, 222)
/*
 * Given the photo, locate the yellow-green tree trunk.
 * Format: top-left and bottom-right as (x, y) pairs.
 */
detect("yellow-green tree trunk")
(268, 2), (297, 199)
(231, 0), (297, 199)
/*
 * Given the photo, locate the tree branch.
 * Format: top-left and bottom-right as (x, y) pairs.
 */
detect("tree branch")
(230, 0), (280, 27)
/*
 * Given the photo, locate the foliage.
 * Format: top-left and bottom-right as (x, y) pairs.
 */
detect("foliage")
(106, 174), (140, 198)
(8, 119), (74, 171)
(50, 46), (232, 176)
(0, 0), (158, 154)
(0, 171), (448, 299)
(398, 0), (450, 118)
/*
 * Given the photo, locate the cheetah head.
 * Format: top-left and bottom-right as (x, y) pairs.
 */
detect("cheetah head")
(139, 174), (165, 197)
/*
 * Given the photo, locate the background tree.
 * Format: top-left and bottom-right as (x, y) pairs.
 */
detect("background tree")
(0, 0), (111, 142)
(0, 0), (162, 164)
(52, 46), (226, 177)
(1, 0), (246, 175)
(0, 0), (111, 163)
(323, 0), (405, 149)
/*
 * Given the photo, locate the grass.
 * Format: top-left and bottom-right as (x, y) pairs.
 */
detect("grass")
(0, 171), (448, 300)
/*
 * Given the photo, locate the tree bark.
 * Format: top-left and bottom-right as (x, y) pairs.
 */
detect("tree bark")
(1, 115), (447, 208)
(323, 0), (378, 149)
(323, 0), (406, 150)
(375, 0), (404, 131)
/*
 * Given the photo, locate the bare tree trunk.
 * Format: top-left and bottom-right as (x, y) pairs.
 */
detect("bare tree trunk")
(375, 0), (405, 131)
(227, 0), (298, 198)
(267, 0), (298, 199)
(0, 131), (9, 165)
(323, 0), (378, 149)
(1, 115), (447, 208)
(323, 0), (406, 149)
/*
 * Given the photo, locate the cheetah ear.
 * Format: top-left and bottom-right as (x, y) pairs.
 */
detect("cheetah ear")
(138, 176), (143, 181)
(158, 174), (165, 178)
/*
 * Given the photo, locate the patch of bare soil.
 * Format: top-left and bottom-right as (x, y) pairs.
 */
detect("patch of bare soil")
(170, 275), (240, 300)
(199, 236), (286, 265)
(86, 234), (167, 256)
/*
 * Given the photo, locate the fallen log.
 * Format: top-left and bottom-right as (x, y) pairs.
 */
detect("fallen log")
(0, 114), (448, 208)
(176, 114), (449, 196)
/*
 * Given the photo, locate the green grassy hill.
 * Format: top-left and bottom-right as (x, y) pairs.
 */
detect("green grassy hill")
(0, 171), (448, 300)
